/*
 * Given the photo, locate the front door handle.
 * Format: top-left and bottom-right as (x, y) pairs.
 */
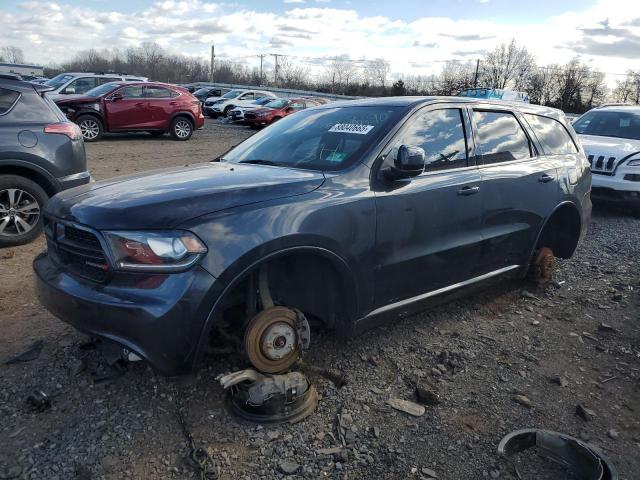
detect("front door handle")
(458, 185), (480, 196)
(135, 102), (144, 107)
(539, 174), (554, 183)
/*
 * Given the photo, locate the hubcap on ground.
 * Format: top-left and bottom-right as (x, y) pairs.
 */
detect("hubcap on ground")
(79, 119), (99, 140)
(0, 188), (40, 237)
(175, 120), (191, 139)
(244, 306), (301, 373)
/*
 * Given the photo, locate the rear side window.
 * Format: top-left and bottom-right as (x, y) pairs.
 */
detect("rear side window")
(473, 110), (532, 164)
(525, 114), (578, 155)
(0, 88), (20, 115)
(145, 86), (173, 98)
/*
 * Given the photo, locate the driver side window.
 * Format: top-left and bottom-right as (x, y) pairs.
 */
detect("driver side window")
(390, 108), (469, 172)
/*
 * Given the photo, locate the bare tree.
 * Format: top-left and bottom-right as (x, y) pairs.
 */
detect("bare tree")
(481, 40), (535, 89)
(526, 67), (558, 105)
(322, 56), (360, 93)
(364, 58), (390, 88)
(277, 57), (309, 89)
(436, 61), (475, 95)
(553, 57), (591, 111)
(583, 70), (608, 109)
(1, 46), (25, 64)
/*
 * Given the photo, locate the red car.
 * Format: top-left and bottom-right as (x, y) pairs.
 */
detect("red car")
(55, 82), (204, 142)
(244, 97), (321, 128)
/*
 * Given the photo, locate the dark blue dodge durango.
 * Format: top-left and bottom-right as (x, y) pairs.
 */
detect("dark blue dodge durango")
(34, 97), (591, 375)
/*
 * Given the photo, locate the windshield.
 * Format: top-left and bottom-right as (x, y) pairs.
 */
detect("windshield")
(264, 99), (289, 109)
(223, 106), (404, 171)
(573, 110), (640, 140)
(45, 74), (74, 89)
(222, 90), (242, 99)
(84, 82), (120, 98)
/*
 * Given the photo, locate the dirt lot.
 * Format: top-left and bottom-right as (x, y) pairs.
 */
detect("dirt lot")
(1, 119), (639, 480)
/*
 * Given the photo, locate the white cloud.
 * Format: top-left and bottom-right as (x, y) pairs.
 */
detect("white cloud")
(2, 0), (640, 86)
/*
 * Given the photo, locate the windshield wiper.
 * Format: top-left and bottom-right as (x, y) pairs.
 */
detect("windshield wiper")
(238, 159), (281, 166)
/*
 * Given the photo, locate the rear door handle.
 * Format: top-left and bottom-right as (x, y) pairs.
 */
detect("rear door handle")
(458, 185), (480, 196)
(539, 174), (554, 183)
(170, 101), (178, 106)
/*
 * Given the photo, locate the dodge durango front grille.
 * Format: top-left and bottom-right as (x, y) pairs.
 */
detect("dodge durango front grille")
(587, 154), (616, 175)
(45, 218), (109, 282)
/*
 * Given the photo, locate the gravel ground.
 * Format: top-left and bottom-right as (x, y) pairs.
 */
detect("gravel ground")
(1, 119), (639, 480)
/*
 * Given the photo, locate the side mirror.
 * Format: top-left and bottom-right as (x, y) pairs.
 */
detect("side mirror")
(385, 145), (426, 180)
(63, 86), (76, 94)
(109, 92), (123, 102)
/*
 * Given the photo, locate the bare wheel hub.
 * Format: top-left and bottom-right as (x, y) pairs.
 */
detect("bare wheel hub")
(534, 247), (555, 285)
(244, 306), (305, 373)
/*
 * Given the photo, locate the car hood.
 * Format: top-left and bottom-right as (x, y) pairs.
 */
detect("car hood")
(578, 134), (640, 170)
(46, 162), (325, 230)
(247, 107), (275, 115)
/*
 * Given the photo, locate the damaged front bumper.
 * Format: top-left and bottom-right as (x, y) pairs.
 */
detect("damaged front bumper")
(33, 251), (217, 376)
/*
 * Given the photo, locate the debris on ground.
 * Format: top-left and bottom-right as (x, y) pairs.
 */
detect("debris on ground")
(415, 383), (440, 406)
(576, 404), (597, 422)
(386, 398), (426, 417)
(4, 340), (43, 364)
(512, 394), (533, 408)
(498, 428), (618, 480)
(25, 390), (50, 412)
(219, 368), (317, 424)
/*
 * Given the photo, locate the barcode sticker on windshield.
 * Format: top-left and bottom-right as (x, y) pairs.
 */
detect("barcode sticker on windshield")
(329, 124), (374, 135)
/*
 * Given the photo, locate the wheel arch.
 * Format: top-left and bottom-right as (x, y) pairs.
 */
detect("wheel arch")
(531, 201), (583, 260)
(192, 244), (359, 369)
(169, 111), (195, 127)
(0, 161), (59, 196)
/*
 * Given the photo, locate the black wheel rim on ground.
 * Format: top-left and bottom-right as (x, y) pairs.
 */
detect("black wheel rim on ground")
(0, 188), (40, 237)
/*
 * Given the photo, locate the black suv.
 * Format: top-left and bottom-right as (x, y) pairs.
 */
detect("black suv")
(34, 97), (591, 375)
(0, 74), (90, 246)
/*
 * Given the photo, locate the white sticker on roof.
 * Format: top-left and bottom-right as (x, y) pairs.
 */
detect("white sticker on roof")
(329, 124), (374, 135)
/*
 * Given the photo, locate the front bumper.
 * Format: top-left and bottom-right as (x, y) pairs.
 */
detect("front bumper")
(57, 171), (92, 191)
(34, 251), (217, 376)
(203, 106), (220, 117)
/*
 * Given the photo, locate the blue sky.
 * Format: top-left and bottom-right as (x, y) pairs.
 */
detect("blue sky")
(1, 0), (639, 83)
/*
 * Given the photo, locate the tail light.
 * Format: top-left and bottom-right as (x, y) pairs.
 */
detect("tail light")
(44, 122), (82, 141)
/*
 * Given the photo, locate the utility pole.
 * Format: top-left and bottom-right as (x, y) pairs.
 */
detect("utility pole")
(473, 59), (480, 88)
(258, 54), (267, 86)
(271, 53), (284, 86)
(210, 45), (215, 83)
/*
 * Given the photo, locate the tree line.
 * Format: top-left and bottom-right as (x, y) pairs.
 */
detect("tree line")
(3, 40), (640, 113)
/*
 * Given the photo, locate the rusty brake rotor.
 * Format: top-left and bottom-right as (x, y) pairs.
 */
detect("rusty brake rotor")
(244, 306), (309, 373)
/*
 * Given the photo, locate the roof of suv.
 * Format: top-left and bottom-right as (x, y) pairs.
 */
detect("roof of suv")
(592, 104), (640, 113)
(322, 96), (567, 119)
(0, 76), (45, 93)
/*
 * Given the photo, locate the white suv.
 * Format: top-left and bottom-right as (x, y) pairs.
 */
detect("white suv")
(203, 89), (277, 118)
(574, 105), (640, 204)
(44, 73), (148, 101)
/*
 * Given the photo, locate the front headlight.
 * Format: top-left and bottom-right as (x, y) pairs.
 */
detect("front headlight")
(103, 230), (207, 272)
(627, 158), (640, 167)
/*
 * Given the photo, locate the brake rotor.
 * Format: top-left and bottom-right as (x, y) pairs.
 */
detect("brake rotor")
(534, 247), (555, 285)
(244, 306), (305, 373)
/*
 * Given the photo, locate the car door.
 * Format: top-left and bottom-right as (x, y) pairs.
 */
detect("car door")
(472, 107), (560, 273)
(372, 105), (485, 310)
(104, 85), (147, 130)
(144, 86), (176, 128)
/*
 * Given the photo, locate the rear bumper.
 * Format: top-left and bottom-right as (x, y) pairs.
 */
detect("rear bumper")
(57, 171), (92, 191)
(34, 251), (217, 376)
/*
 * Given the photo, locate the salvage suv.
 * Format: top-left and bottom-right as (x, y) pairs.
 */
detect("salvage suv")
(56, 82), (204, 141)
(34, 97), (591, 376)
(573, 105), (640, 205)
